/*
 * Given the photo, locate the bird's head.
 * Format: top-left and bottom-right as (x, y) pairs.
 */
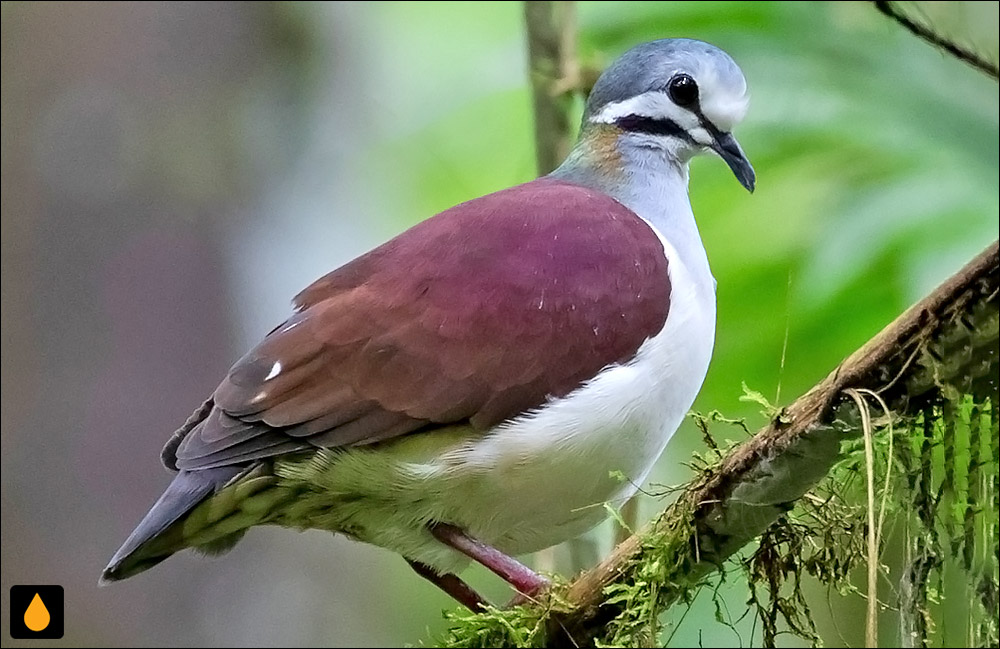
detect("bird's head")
(580, 38), (755, 192)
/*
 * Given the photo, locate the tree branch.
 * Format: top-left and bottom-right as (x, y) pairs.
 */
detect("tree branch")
(873, 1), (999, 80)
(523, 1), (579, 175)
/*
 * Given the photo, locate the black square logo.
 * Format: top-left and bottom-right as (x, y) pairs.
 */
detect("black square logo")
(9, 585), (64, 639)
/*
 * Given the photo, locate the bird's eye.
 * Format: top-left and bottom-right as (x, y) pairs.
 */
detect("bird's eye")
(668, 74), (699, 107)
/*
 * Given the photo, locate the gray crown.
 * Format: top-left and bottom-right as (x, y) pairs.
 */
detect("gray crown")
(583, 38), (746, 120)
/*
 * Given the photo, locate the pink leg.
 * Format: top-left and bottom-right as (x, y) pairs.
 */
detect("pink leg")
(407, 559), (488, 612)
(429, 523), (550, 598)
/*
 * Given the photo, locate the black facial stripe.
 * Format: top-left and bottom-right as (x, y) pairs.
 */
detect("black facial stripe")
(613, 114), (693, 142)
(653, 87), (725, 142)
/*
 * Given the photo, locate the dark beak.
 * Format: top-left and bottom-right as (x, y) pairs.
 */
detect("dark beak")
(710, 131), (755, 193)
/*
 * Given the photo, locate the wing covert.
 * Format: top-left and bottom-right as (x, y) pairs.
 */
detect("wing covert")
(166, 178), (671, 472)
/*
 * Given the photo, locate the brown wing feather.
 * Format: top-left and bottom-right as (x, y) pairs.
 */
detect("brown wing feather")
(165, 178), (671, 472)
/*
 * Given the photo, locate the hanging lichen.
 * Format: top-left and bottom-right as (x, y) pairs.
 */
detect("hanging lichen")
(737, 389), (997, 649)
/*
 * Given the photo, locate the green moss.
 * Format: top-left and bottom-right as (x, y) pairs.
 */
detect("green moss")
(737, 389), (998, 648)
(435, 600), (559, 648)
(593, 501), (702, 647)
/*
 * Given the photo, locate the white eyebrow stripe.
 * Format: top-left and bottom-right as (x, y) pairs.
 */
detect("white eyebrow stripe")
(591, 80), (749, 136)
(590, 91), (699, 131)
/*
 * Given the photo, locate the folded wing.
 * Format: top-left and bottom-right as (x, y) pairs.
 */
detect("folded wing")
(167, 178), (672, 472)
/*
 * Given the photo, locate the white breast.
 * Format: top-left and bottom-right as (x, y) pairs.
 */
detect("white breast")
(434, 220), (717, 555)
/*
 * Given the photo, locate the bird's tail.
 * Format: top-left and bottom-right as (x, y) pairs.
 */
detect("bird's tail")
(100, 465), (284, 584)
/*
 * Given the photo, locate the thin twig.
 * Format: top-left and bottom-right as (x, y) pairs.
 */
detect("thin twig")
(858, 388), (895, 561)
(846, 388), (880, 648)
(873, 1), (999, 80)
(775, 270), (793, 406)
(613, 496), (639, 546)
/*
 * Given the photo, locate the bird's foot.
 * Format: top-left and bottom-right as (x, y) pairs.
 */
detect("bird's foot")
(429, 522), (551, 601)
(407, 559), (487, 612)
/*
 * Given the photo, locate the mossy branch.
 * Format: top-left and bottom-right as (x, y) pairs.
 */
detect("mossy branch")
(439, 241), (999, 647)
(547, 240), (999, 646)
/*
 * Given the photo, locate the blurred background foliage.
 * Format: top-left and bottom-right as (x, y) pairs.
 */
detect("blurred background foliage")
(1, 2), (996, 647)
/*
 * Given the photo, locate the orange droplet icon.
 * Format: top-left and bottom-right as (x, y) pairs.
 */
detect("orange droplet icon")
(24, 592), (51, 632)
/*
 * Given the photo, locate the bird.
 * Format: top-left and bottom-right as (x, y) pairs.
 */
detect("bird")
(102, 37), (754, 610)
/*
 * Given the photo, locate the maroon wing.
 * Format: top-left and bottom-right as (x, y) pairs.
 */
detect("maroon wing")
(168, 178), (671, 471)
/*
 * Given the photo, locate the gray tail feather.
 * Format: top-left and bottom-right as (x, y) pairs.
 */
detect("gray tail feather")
(101, 467), (242, 584)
